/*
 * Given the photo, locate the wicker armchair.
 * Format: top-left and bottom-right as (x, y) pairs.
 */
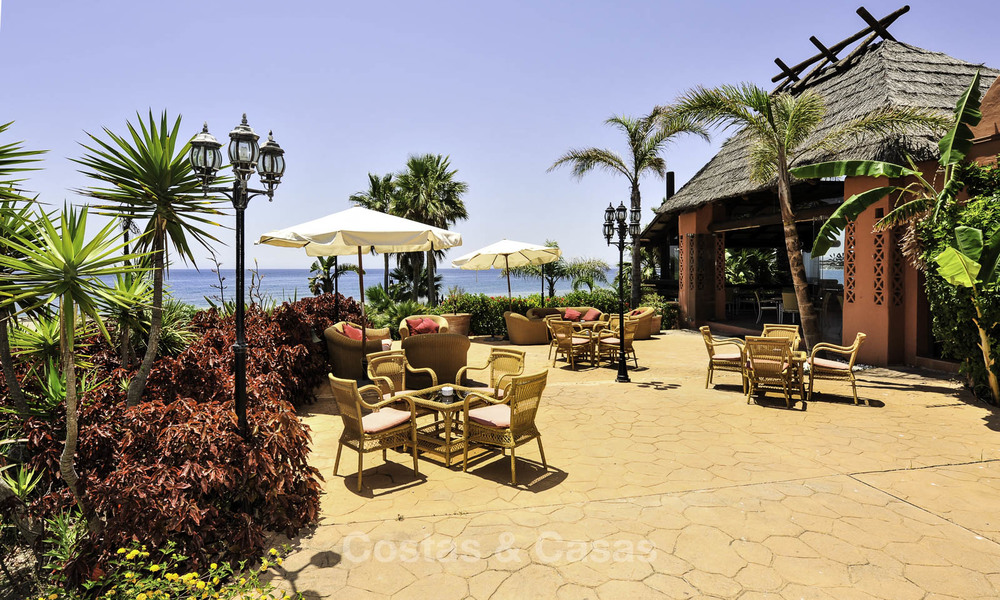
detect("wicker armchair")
(700, 326), (745, 391)
(762, 324), (802, 351)
(457, 348), (526, 398)
(624, 307), (656, 339)
(324, 322), (392, 380)
(547, 319), (595, 369)
(504, 311), (550, 345)
(461, 370), (548, 485)
(401, 332), (471, 387)
(366, 350), (437, 399)
(596, 317), (638, 368)
(398, 314), (450, 340)
(808, 333), (866, 404)
(328, 375), (418, 492)
(744, 336), (802, 409)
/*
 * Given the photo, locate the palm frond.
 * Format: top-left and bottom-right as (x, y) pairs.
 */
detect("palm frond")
(548, 147), (630, 180)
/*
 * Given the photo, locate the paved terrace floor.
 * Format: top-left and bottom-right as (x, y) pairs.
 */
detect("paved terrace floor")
(270, 330), (1000, 599)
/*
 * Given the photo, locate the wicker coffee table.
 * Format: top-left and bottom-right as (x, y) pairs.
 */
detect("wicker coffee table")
(401, 384), (493, 467)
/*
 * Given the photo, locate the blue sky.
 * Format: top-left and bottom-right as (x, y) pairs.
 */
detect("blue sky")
(2, 0), (998, 270)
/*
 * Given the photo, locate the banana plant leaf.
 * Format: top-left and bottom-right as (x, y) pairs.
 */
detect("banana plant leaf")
(934, 246), (980, 288)
(810, 186), (898, 257)
(938, 70), (982, 167)
(789, 160), (918, 180)
(978, 228), (1000, 286)
(954, 226), (983, 262)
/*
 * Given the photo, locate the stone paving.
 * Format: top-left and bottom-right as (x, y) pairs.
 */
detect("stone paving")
(269, 330), (1000, 599)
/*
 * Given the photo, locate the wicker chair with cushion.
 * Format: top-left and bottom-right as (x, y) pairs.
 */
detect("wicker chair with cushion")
(596, 317), (639, 368)
(401, 332), (471, 387)
(744, 336), (802, 409)
(700, 326), (745, 391)
(328, 375), (418, 492)
(808, 333), (866, 404)
(461, 370), (548, 485)
(762, 324), (802, 351)
(547, 319), (595, 369)
(398, 314), (450, 340)
(367, 350), (437, 399)
(504, 311), (550, 345)
(623, 306), (655, 339)
(457, 348), (526, 399)
(324, 322), (393, 380)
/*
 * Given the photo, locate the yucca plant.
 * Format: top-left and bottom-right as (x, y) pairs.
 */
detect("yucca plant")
(0, 204), (144, 515)
(74, 110), (226, 406)
(9, 314), (96, 368)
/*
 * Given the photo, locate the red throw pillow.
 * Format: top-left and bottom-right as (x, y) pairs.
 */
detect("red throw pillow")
(415, 317), (440, 334)
(342, 323), (363, 341)
(582, 308), (601, 322)
(563, 308), (582, 322)
(630, 309), (644, 317)
(406, 318), (423, 336)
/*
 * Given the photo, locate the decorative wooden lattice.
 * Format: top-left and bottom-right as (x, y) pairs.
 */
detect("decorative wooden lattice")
(845, 221), (856, 303)
(715, 234), (726, 292)
(891, 229), (905, 306)
(678, 236), (685, 291)
(771, 6), (909, 93)
(873, 231), (886, 306)
(687, 234), (696, 291)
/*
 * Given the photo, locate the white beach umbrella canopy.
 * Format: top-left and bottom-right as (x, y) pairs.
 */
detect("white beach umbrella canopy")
(452, 239), (561, 308)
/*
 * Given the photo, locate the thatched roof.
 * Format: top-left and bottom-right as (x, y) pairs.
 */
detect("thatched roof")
(656, 41), (999, 216)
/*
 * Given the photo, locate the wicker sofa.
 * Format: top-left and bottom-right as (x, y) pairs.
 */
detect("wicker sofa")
(324, 321), (392, 380)
(397, 314), (451, 340)
(401, 332), (471, 388)
(505, 307), (608, 346)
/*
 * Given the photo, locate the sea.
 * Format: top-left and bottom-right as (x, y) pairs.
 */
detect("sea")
(165, 268), (613, 308)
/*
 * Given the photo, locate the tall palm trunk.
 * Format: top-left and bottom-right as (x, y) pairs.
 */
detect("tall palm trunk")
(120, 220), (136, 367)
(776, 156), (820, 349)
(0, 307), (27, 413)
(409, 252), (423, 303)
(630, 183), (642, 308)
(59, 295), (82, 506)
(384, 254), (390, 290)
(426, 250), (435, 307)
(126, 232), (164, 407)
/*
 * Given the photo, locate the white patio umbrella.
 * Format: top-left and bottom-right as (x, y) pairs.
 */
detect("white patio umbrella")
(258, 206), (463, 374)
(451, 239), (561, 310)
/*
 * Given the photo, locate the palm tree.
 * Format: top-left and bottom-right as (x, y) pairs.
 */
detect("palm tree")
(549, 107), (707, 308)
(0, 205), (141, 518)
(308, 256), (358, 295)
(394, 154), (469, 306)
(74, 111), (225, 407)
(507, 240), (610, 298)
(0, 122), (45, 414)
(673, 83), (946, 348)
(349, 172), (397, 290)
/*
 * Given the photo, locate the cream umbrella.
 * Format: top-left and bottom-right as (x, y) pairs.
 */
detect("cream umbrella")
(451, 239), (561, 310)
(258, 206), (462, 375)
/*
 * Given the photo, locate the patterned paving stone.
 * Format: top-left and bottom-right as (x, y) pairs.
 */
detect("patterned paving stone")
(270, 331), (1000, 598)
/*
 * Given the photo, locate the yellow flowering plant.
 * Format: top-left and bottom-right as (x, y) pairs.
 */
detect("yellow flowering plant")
(39, 542), (299, 599)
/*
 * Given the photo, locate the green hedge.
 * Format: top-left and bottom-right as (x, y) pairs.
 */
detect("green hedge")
(439, 288), (677, 336)
(921, 165), (1000, 400)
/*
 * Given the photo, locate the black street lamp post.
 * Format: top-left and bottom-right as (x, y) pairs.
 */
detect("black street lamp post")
(604, 201), (640, 383)
(189, 115), (286, 437)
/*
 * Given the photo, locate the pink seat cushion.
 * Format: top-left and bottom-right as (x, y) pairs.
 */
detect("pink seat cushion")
(629, 309), (644, 317)
(582, 308), (601, 322)
(361, 407), (412, 433)
(563, 308), (582, 322)
(467, 404), (511, 428)
(600, 337), (620, 345)
(419, 318), (440, 334)
(342, 323), (363, 341)
(406, 318), (422, 336)
(812, 357), (850, 370)
(571, 337), (591, 346)
(712, 352), (742, 361)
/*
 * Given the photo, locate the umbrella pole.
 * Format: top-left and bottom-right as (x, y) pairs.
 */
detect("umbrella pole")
(506, 255), (513, 312)
(358, 247), (369, 381)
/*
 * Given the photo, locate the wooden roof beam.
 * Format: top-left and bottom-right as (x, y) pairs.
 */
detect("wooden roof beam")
(809, 36), (840, 64)
(857, 6), (897, 41)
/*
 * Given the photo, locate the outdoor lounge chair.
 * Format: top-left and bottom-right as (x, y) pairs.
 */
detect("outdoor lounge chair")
(624, 306), (655, 340)
(398, 314), (450, 340)
(745, 336), (802, 409)
(462, 370), (548, 485)
(324, 322), (392, 380)
(808, 332), (866, 404)
(547, 319), (595, 369)
(597, 317), (638, 368)
(504, 311), (550, 345)
(329, 374), (419, 492)
(401, 332), (471, 387)
(700, 325), (745, 391)
(457, 347), (526, 398)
